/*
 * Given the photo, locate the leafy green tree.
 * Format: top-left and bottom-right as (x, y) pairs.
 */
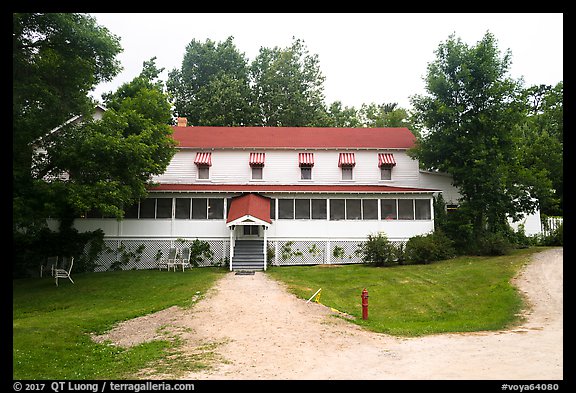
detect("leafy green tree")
(251, 38), (328, 126)
(516, 82), (563, 216)
(13, 13), (122, 232)
(410, 31), (533, 235)
(325, 101), (362, 127)
(166, 36), (257, 126)
(31, 59), (177, 225)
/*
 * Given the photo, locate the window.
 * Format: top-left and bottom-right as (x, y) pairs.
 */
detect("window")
(380, 167), (392, 180)
(415, 199), (431, 220)
(156, 198), (172, 218)
(139, 198), (156, 218)
(198, 166), (209, 179)
(192, 198), (208, 219)
(243, 225), (259, 235)
(398, 199), (414, 220)
(269, 198), (276, 220)
(362, 199), (378, 219)
(346, 199), (361, 220)
(311, 199), (327, 219)
(124, 203), (139, 219)
(175, 198), (191, 219)
(208, 198), (224, 219)
(278, 199), (294, 219)
(330, 199), (345, 220)
(295, 199), (311, 219)
(251, 167), (263, 180)
(300, 167), (312, 180)
(342, 167), (353, 180)
(381, 199), (397, 220)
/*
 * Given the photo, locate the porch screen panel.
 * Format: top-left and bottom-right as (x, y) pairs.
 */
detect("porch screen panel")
(330, 199), (345, 220)
(278, 199), (294, 219)
(208, 198), (224, 219)
(415, 199), (431, 220)
(124, 202), (139, 219)
(398, 199), (414, 220)
(175, 198), (191, 219)
(156, 198), (172, 218)
(270, 198), (276, 220)
(346, 199), (361, 220)
(381, 199), (397, 220)
(295, 199), (311, 219)
(139, 198), (155, 218)
(311, 199), (327, 219)
(192, 198), (208, 219)
(362, 199), (378, 219)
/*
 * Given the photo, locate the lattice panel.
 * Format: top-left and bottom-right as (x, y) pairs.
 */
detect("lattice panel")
(274, 240), (327, 266)
(329, 240), (365, 264)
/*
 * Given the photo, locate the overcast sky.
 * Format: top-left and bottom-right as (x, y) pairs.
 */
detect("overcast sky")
(89, 13), (563, 110)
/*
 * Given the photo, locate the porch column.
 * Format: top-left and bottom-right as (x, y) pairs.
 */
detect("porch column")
(229, 226), (235, 271)
(263, 225), (267, 271)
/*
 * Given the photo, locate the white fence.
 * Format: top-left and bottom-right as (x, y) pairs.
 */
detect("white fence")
(541, 217), (563, 237)
(82, 237), (407, 272)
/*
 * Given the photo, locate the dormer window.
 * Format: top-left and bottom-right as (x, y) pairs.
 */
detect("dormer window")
(194, 152), (212, 180)
(249, 152), (265, 180)
(378, 153), (396, 180)
(299, 153), (314, 180)
(338, 153), (355, 180)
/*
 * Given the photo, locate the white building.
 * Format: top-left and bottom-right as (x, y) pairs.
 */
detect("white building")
(70, 118), (442, 270)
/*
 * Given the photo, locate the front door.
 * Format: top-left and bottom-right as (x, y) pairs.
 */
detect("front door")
(243, 225), (260, 237)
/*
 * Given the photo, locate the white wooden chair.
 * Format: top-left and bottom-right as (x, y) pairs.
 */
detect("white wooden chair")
(54, 256), (74, 286)
(176, 247), (191, 272)
(158, 247), (177, 271)
(41, 256), (59, 278)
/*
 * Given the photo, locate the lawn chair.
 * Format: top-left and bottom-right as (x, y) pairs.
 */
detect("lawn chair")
(41, 256), (59, 278)
(158, 247), (177, 271)
(177, 247), (191, 272)
(54, 256), (74, 286)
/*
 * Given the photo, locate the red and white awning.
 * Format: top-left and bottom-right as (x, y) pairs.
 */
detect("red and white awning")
(249, 152), (265, 167)
(338, 152), (356, 167)
(378, 153), (396, 167)
(298, 153), (314, 167)
(194, 152), (212, 167)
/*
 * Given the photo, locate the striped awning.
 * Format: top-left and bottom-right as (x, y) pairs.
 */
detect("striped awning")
(249, 152), (265, 167)
(298, 152), (315, 167)
(194, 152), (212, 167)
(338, 152), (356, 167)
(378, 153), (396, 167)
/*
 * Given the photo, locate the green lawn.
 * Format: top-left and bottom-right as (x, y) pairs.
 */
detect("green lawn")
(267, 247), (546, 336)
(13, 268), (227, 380)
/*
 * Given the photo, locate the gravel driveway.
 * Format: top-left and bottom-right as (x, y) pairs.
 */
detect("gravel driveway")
(95, 247), (563, 380)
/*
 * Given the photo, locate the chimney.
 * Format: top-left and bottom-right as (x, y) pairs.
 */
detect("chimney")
(177, 117), (188, 127)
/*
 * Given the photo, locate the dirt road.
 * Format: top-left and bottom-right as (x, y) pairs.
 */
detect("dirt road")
(96, 248), (563, 380)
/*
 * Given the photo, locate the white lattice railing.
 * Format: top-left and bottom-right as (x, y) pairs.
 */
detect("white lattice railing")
(85, 237), (407, 272)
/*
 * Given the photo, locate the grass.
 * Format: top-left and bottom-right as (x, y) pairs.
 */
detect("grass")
(267, 247), (548, 337)
(12, 267), (227, 380)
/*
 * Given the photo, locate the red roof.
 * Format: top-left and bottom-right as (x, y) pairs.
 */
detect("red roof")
(150, 183), (438, 193)
(171, 126), (416, 149)
(226, 193), (271, 224)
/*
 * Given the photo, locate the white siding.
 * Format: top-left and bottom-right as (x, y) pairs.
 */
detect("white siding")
(153, 149), (421, 187)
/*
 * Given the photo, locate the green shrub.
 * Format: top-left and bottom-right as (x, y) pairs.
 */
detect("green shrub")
(468, 231), (513, 256)
(539, 222), (563, 246)
(359, 232), (397, 266)
(404, 230), (455, 264)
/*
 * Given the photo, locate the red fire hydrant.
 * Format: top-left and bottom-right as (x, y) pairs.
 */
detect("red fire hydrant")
(361, 288), (369, 320)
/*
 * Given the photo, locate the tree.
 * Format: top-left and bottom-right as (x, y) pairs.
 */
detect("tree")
(13, 13), (123, 232)
(250, 38), (328, 126)
(410, 31), (532, 235)
(515, 82), (563, 216)
(166, 36), (257, 126)
(325, 101), (362, 127)
(32, 59), (177, 225)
